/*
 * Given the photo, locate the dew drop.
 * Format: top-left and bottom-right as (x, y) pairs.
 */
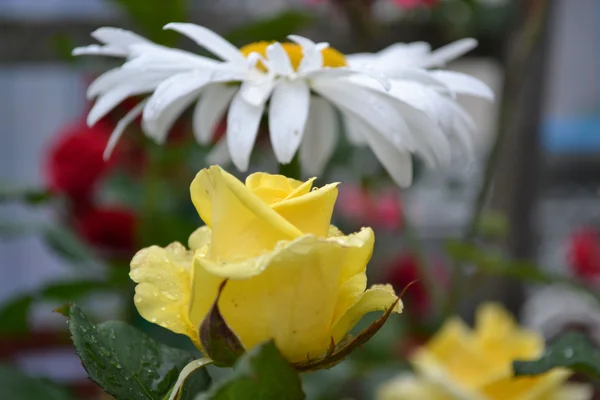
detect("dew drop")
(135, 297), (143, 304)
(151, 317), (157, 323)
(563, 348), (574, 359)
(160, 306), (166, 311)
(161, 291), (177, 301)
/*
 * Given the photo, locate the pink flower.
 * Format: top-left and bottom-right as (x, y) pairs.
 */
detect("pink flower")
(337, 185), (403, 230)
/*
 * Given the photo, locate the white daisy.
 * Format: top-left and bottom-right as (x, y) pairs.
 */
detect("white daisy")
(74, 24), (487, 187)
(345, 39), (494, 161)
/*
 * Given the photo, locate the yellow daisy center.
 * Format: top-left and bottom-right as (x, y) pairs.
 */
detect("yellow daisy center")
(239, 41), (347, 72)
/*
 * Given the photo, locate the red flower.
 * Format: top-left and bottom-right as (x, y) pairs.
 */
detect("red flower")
(384, 253), (447, 320)
(568, 227), (600, 280)
(337, 185), (403, 230)
(76, 207), (137, 257)
(386, 253), (430, 315)
(46, 121), (115, 203)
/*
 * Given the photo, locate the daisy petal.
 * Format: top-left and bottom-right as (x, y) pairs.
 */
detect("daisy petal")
(378, 41), (431, 62)
(445, 101), (477, 159)
(266, 43), (294, 76)
(239, 77), (276, 107)
(226, 91), (266, 171)
(380, 86), (451, 167)
(344, 111), (413, 187)
(206, 137), (231, 166)
(104, 99), (147, 160)
(300, 97), (338, 176)
(122, 47), (219, 71)
(143, 92), (197, 144)
(164, 23), (246, 64)
(287, 35), (316, 48)
(347, 77), (452, 167)
(87, 68), (171, 99)
(143, 70), (212, 123)
(430, 70), (494, 100)
(343, 114), (368, 146)
(269, 79), (310, 164)
(419, 38), (478, 68)
(312, 78), (415, 152)
(72, 45), (127, 57)
(193, 84), (237, 145)
(308, 68), (391, 91)
(91, 27), (150, 47)
(87, 78), (161, 126)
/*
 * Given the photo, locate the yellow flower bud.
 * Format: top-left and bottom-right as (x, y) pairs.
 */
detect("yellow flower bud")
(377, 303), (593, 400)
(130, 166), (402, 366)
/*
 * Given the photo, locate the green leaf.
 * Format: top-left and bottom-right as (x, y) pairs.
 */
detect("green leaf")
(0, 364), (75, 400)
(107, 0), (185, 45)
(42, 226), (94, 263)
(445, 240), (600, 303)
(64, 304), (210, 400)
(445, 240), (553, 283)
(513, 331), (600, 380)
(52, 34), (77, 63)
(0, 186), (53, 205)
(0, 296), (33, 335)
(196, 342), (305, 400)
(0, 221), (36, 238)
(476, 211), (509, 238)
(41, 280), (112, 301)
(225, 11), (315, 45)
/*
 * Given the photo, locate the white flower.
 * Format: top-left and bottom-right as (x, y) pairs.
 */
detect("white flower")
(345, 39), (494, 163)
(74, 24), (491, 187)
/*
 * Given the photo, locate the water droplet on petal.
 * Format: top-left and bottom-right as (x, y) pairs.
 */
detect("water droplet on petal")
(564, 348), (574, 359)
(151, 317), (157, 323)
(160, 291), (177, 301)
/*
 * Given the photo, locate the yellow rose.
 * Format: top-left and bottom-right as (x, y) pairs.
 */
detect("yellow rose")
(130, 165), (402, 366)
(377, 303), (592, 400)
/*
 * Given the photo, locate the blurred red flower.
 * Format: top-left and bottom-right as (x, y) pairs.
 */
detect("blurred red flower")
(76, 207), (137, 256)
(385, 253), (430, 315)
(46, 121), (115, 203)
(338, 185), (403, 230)
(568, 227), (600, 280)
